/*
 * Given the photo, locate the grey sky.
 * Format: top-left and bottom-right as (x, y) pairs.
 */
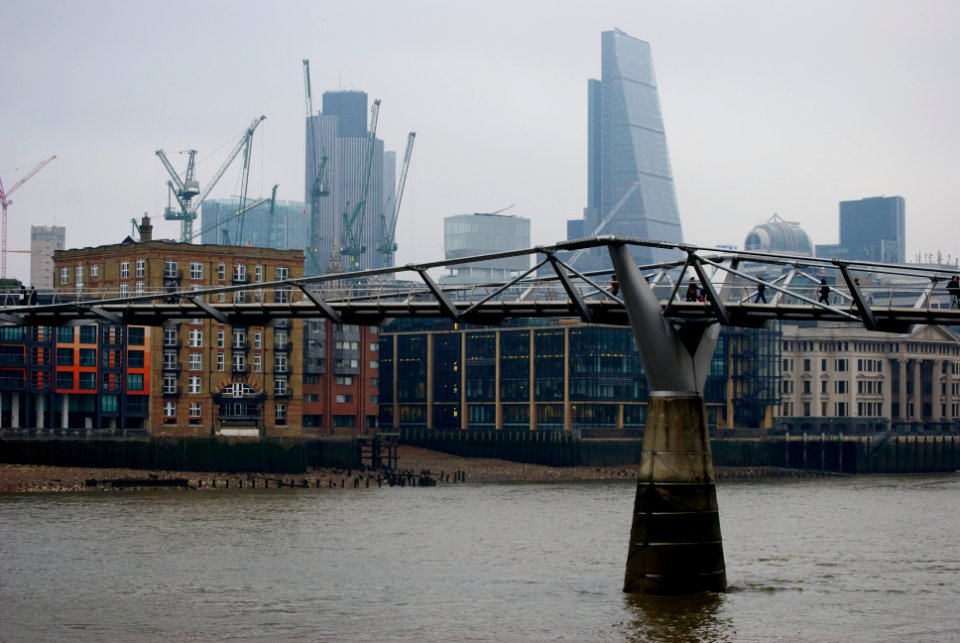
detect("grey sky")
(3, 0), (958, 284)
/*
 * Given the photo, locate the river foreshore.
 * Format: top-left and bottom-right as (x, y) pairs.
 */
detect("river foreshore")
(0, 445), (835, 493)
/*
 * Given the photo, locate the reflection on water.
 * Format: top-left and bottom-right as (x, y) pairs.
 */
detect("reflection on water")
(1, 476), (959, 641)
(622, 592), (734, 643)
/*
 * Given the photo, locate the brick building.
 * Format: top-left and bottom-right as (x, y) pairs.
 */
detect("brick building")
(52, 217), (305, 437)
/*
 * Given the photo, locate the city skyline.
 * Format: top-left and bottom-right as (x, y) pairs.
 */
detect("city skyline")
(3, 0), (959, 284)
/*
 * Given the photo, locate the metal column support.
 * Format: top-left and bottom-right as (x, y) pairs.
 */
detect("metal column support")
(608, 242), (726, 595)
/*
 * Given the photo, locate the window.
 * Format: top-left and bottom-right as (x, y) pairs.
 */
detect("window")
(276, 287), (290, 304)
(335, 394), (353, 403)
(90, 264), (99, 277)
(370, 343), (378, 352)
(128, 327), (145, 346)
(255, 265), (263, 282)
(120, 261), (130, 278)
(217, 263), (225, 280)
(188, 329), (203, 348)
(57, 348), (74, 366)
(336, 376), (353, 385)
(190, 262), (202, 279)
(217, 352), (225, 371)
(75, 265), (84, 284)
(127, 373), (144, 390)
(233, 290), (246, 304)
(821, 380), (828, 394)
(164, 401), (176, 417)
(254, 331), (262, 349)
(79, 325), (97, 344)
(253, 354), (262, 372)
(275, 403), (287, 424)
(136, 259), (145, 278)
(60, 267), (69, 285)
(120, 284), (129, 298)
(188, 376), (201, 394)
(126, 350), (144, 368)
(233, 329), (246, 349)
(276, 266), (288, 280)
(163, 376), (177, 394)
(370, 360), (379, 369)
(135, 281), (144, 295)
(189, 402), (202, 418)
(803, 359), (811, 372)
(188, 353), (202, 371)
(233, 264), (247, 282)
(275, 330), (287, 348)
(164, 328), (178, 346)
(802, 380), (811, 394)
(163, 351), (178, 369)
(836, 380), (848, 394)
(233, 353), (247, 372)
(58, 327), (74, 342)
(275, 377), (288, 396)
(79, 372), (96, 390)
(56, 371), (73, 389)
(217, 328), (225, 348)
(275, 354), (288, 373)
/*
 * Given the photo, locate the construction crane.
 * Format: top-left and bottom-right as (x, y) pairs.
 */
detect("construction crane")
(156, 115), (266, 242)
(566, 180), (640, 267)
(340, 98), (381, 270)
(377, 131), (416, 267)
(303, 59), (330, 271)
(0, 155), (56, 279)
(187, 184), (278, 245)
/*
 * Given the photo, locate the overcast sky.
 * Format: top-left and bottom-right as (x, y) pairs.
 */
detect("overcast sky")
(3, 0), (959, 284)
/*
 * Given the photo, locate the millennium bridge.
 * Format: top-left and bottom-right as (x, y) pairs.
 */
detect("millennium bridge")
(4, 236), (959, 595)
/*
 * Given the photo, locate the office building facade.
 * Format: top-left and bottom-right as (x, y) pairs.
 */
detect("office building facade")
(440, 213), (531, 284)
(30, 225), (66, 290)
(199, 197), (309, 251)
(816, 196), (906, 263)
(305, 90), (393, 275)
(572, 29), (684, 269)
(378, 319), (780, 434)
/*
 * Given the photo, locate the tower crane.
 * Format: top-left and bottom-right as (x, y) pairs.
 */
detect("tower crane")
(377, 131), (416, 267)
(0, 155), (56, 279)
(156, 115), (266, 242)
(303, 59), (330, 271)
(566, 180), (640, 267)
(340, 98), (381, 270)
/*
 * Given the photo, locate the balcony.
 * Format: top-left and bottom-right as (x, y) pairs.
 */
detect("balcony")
(232, 365), (249, 375)
(274, 387), (293, 399)
(274, 342), (291, 352)
(162, 386), (182, 396)
(162, 362), (182, 372)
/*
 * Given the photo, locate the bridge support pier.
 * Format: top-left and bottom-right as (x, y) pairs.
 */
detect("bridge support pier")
(608, 242), (727, 594)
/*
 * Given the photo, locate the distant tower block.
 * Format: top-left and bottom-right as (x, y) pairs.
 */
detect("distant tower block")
(30, 225), (66, 289)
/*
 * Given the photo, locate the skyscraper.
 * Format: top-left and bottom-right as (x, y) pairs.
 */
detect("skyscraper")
(573, 29), (684, 268)
(815, 196), (906, 263)
(305, 90), (392, 276)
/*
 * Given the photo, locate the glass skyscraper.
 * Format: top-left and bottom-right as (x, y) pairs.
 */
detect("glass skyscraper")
(816, 196), (905, 263)
(574, 29), (684, 268)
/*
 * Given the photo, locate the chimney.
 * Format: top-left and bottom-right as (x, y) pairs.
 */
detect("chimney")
(139, 213), (153, 242)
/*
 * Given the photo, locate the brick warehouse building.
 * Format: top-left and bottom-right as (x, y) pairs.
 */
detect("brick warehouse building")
(50, 218), (304, 437)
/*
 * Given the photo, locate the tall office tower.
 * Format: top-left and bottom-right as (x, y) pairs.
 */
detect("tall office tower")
(30, 225), (66, 289)
(305, 90), (392, 276)
(440, 213), (531, 284)
(573, 29), (684, 269)
(815, 196), (906, 263)
(199, 197), (309, 251)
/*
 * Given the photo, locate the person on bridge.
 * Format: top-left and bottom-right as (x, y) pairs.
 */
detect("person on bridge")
(754, 282), (767, 303)
(818, 279), (830, 304)
(947, 275), (960, 308)
(685, 278), (699, 302)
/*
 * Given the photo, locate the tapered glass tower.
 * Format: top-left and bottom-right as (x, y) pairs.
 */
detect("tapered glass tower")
(577, 29), (684, 268)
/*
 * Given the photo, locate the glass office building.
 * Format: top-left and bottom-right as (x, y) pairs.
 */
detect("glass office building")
(574, 29), (685, 269)
(816, 196), (906, 263)
(378, 319), (780, 434)
(199, 198), (309, 251)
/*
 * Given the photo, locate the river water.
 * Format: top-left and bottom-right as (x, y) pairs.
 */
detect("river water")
(1, 474), (959, 642)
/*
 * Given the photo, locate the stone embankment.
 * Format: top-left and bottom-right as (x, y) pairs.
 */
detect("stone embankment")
(0, 446), (836, 493)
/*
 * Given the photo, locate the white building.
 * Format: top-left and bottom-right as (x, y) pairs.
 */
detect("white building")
(440, 213), (530, 285)
(30, 225), (65, 289)
(779, 323), (960, 434)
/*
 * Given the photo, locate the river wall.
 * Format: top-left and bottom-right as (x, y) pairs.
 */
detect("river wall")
(400, 429), (960, 474)
(0, 437), (358, 473)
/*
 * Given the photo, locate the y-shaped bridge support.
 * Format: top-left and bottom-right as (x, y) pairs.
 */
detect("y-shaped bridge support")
(609, 243), (727, 594)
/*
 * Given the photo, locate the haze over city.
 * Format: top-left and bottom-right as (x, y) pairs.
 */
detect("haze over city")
(3, 0), (958, 284)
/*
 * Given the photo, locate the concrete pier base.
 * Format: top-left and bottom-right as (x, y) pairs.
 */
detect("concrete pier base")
(623, 393), (726, 594)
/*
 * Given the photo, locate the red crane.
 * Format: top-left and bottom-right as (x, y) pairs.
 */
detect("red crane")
(0, 155), (57, 279)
